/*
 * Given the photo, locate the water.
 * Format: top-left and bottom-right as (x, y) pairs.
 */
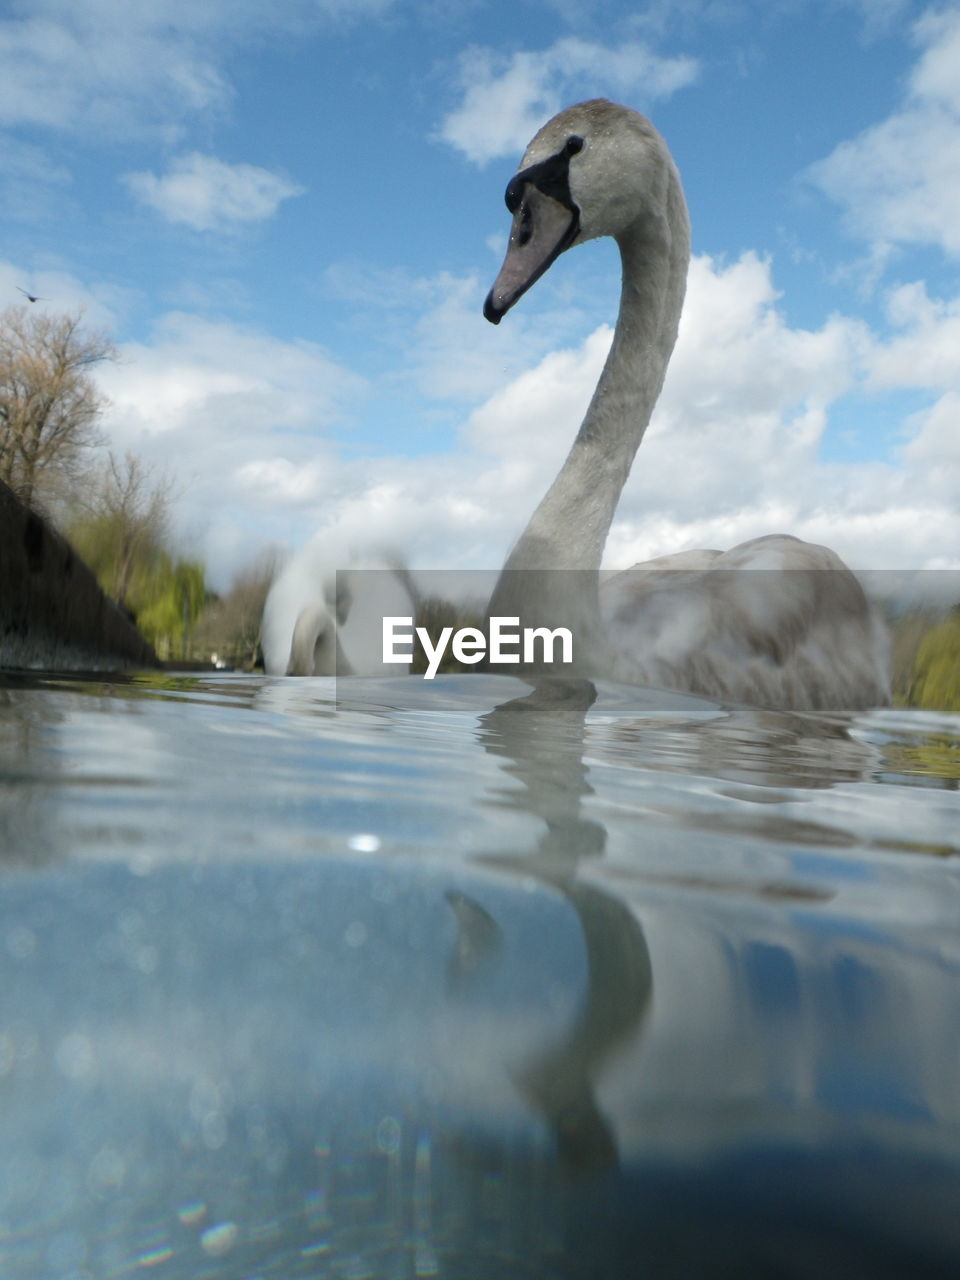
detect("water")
(1, 669), (958, 1278)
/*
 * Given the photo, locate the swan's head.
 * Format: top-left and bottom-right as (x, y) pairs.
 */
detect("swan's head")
(484, 99), (683, 324)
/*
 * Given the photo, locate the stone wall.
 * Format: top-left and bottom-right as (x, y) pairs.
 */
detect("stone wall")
(0, 480), (158, 671)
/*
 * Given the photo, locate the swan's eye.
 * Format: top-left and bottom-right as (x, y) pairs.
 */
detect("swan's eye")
(516, 201), (533, 246)
(565, 135), (584, 157)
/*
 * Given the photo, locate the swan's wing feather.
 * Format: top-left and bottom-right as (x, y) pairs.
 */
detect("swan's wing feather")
(601, 536), (890, 709)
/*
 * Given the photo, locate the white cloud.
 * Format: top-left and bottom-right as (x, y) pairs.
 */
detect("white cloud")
(607, 252), (957, 571)
(0, 0), (397, 141)
(902, 390), (960, 476)
(808, 8), (960, 257)
(867, 280), (960, 392)
(466, 325), (609, 481)
(93, 313), (366, 583)
(456, 249), (957, 574)
(122, 153), (304, 232)
(101, 312), (363, 443)
(438, 37), (699, 165)
(461, 250), (925, 572)
(0, 6), (229, 138)
(86, 249), (960, 590)
(660, 253), (870, 428)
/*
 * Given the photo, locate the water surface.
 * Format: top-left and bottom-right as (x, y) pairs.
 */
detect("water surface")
(1, 670), (958, 1277)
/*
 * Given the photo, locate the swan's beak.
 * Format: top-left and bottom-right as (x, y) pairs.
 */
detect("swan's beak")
(484, 185), (579, 324)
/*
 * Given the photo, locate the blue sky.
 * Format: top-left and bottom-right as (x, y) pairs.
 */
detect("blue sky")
(1, 0), (958, 588)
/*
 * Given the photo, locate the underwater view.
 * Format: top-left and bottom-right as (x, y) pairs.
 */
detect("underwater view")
(1, 668), (958, 1278)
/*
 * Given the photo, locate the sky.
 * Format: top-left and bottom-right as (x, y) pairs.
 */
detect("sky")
(1, 0), (959, 591)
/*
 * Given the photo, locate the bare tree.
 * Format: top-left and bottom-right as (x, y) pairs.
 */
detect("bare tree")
(194, 550), (282, 669)
(0, 306), (116, 510)
(66, 450), (177, 609)
(95, 451), (174, 607)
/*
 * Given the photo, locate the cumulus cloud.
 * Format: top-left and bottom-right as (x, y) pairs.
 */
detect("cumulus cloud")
(861, 281), (960, 514)
(89, 250), (959, 590)
(903, 390), (960, 473)
(867, 280), (960, 391)
(461, 251), (934, 573)
(122, 153), (304, 231)
(461, 250), (957, 573)
(607, 253), (958, 571)
(0, 5), (229, 138)
(94, 313), (366, 583)
(0, 0), (398, 141)
(438, 37), (698, 165)
(807, 8), (960, 257)
(100, 311), (363, 444)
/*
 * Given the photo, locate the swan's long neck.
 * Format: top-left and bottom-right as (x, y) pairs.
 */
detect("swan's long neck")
(488, 173), (689, 647)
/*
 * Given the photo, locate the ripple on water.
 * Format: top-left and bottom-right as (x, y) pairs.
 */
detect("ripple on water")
(0, 670), (958, 1276)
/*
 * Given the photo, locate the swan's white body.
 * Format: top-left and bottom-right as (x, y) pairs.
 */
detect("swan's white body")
(484, 100), (889, 711)
(261, 542), (415, 676)
(598, 537), (889, 709)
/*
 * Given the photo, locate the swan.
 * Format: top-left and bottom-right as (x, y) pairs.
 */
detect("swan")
(483, 99), (889, 711)
(261, 543), (416, 676)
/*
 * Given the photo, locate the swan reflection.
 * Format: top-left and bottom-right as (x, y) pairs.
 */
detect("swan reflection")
(471, 678), (653, 1175)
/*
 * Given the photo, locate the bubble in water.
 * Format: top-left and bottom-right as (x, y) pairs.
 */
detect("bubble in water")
(55, 1032), (97, 1082)
(87, 1146), (126, 1193)
(202, 1111), (228, 1150)
(118, 909), (143, 938)
(376, 1115), (402, 1155)
(128, 851), (156, 876)
(136, 1244), (174, 1267)
(301, 1240), (330, 1260)
(348, 833), (381, 853)
(177, 1201), (207, 1228)
(135, 944), (159, 974)
(200, 1222), (238, 1256)
(344, 920), (368, 948)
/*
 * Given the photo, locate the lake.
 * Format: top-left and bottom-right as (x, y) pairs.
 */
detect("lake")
(1, 669), (958, 1278)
